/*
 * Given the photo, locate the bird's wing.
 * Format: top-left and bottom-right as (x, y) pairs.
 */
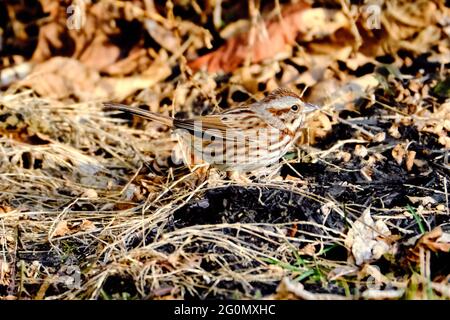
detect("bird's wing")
(173, 111), (267, 142)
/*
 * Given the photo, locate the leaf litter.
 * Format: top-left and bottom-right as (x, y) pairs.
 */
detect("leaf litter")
(0, 0), (449, 300)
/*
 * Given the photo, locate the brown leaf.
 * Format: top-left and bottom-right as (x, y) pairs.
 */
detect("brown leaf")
(31, 22), (68, 62)
(144, 20), (179, 53)
(0, 260), (11, 286)
(79, 35), (121, 72)
(80, 220), (96, 232)
(81, 189), (98, 200)
(18, 56), (170, 101)
(388, 123), (401, 139)
(18, 57), (103, 100)
(273, 278), (349, 300)
(419, 227), (450, 253)
(189, 2), (320, 72)
(406, 150), (416, 171)
(52, 221), (71, 238)
(298, 243), (316, 256)
(0, 205), (13, 214)
(354, 145), (368, 158)
(408, 227), (450, 262)
(102, 48), (150, 76)
(298, 112), (333, 145)
(392, 143), (406, 165)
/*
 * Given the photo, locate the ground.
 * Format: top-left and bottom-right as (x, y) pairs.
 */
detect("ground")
(0, 0), (449, 300)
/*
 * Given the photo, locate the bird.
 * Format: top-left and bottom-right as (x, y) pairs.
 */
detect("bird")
(104, 88), (318, 173)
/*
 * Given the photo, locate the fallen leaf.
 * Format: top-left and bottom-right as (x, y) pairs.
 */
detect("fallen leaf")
(0, 260), (11, 286)
(407, 196), (437, 206)
(189, 3), (355, 72)
(392, 143), (406, 165)
(52, 221), (71, 237)
(298, 243), (316, 256)
(0, 205), (13, 214)
(362, 288), (405, 300)
(360, 166), (374, 182)
(406, 150), (416, 171)
(328, 266), (359, 281)
(372, 132), (386, 143)
(79, 35), (121, 72)
(408, 227), (450, 262)
(354, 145), (368, 158)
(144, 19), (179, 53)
(81, 189), (98, 199)
(80, 219), (96, 232)
(17, 56), (171, 101)
(388, 123), (402, 139)
(273, 278), (349, 300)
(18, 57), (104, 100)
(345, 207), (392, 265)
(298, 112), (333, 145)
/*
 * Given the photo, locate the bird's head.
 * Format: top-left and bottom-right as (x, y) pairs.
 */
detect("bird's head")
(253, 88), (318, 134)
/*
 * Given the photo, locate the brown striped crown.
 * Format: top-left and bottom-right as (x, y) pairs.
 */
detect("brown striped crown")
(261, 88), (301, 103)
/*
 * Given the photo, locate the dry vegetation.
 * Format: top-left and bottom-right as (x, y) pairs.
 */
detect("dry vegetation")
(0, 0), (449, 300)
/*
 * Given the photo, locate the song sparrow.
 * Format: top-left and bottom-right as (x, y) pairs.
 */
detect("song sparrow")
(105, 88), (317, 172)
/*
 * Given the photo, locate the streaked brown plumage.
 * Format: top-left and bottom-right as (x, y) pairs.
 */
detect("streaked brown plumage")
(104, 88), (317, 172)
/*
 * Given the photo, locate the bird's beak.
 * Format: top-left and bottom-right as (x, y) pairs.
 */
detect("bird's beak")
(303, 102), (319, 113)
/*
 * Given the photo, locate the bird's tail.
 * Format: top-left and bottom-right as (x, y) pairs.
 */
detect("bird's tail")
(104, 103), (173, 127)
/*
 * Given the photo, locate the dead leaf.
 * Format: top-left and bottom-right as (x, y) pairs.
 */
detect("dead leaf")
(388, 123), (402, 138)
(372, 132), (386, 143)
(409, 227), (450, 262)
(189, 3), (354, 72)
(80, 220), (96, 232)
(299, 112), (333, 145)
(52, 221), (71, 237)
(328, 266), (359, 281)
(79, 35), (121, 72)
(345, 207), (392, 265)
(81, 189), (98, 199)
(0, 205), (13, 214)
(0, 260), (11, 286)
(273, 278), (349, 300)
(406, 150), (416, 171)
(354, 145), (368, 158)
(310, 74), (380, 110)
(298, 243), (316, 256)
(362, 288), (405, 300)
(18, 57), (104, 100)
(144, 19), (179, 53)
(17, 56), (170, 101)
(360, 166), (374, 181)
(102, 48), (151, 76)
(381, 0), (445, 54)
(407, 196), (437, 206)
(392, 143), (406, 165)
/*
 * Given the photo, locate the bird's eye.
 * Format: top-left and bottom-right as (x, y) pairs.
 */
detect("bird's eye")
(291, 104), (299, 112)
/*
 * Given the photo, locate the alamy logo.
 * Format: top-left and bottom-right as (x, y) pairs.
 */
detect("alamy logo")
(67, 1), (87, 30)
(350, 3), (382, 30)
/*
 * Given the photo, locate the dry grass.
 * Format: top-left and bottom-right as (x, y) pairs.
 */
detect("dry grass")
(1, 88), (449, 300)
(1, 0), (449, 300)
